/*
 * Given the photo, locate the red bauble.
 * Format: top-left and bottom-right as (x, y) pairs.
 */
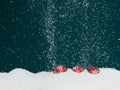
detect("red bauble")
(87, 67), (100, 74)
(53, 65), (67, 73)
(72, 66), (84, 73)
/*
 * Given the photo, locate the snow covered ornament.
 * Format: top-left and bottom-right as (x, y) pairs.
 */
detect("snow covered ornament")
(87, 67), (100, 74)
(72, 66), (84, 73)
(53, 65), (67, 73)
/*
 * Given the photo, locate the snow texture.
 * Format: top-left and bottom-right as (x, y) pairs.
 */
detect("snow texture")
(0, 68), (120, 90)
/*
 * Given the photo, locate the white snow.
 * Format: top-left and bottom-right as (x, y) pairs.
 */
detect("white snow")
(0, 68), (120, 90)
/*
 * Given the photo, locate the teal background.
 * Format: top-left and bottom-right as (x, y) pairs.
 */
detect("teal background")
(0, 0), (120, 72)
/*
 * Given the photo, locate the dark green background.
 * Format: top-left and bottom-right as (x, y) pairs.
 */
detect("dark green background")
(0, 0), (120, 73)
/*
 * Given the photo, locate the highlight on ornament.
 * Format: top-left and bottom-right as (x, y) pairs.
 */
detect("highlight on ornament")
(53, 65), (68, 73)
(72, 66), (84, 73)
(87, 67), (100, 74)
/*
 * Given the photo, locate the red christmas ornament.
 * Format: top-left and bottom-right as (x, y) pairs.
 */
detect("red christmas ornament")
(87, 67), (100, 74)
(72, 66), (84, 73)
(53, 65), (67, 73)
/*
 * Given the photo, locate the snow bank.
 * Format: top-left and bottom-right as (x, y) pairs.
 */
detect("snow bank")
(0, 68), (120, 90)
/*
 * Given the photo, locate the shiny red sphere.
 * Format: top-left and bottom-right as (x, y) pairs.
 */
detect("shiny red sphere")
(53, 65), (67, 73)
(87, 67), (100, 74)
(72, 66), (84, 73)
